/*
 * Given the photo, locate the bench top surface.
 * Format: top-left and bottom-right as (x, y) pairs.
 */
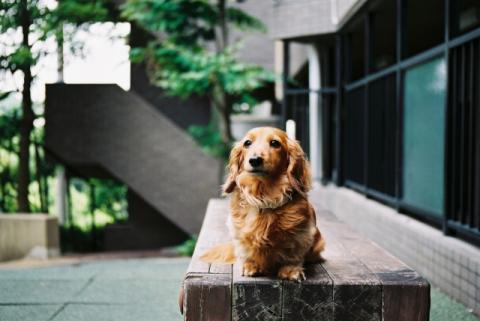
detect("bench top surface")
(184, 198), (429, 321)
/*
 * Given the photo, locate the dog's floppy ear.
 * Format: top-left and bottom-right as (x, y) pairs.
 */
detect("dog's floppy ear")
(223, 142), (243, 194)
(286, 138), (312, 196)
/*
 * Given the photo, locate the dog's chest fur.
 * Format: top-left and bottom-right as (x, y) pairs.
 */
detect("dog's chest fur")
(229, 190), (314, 265)
(230, 205), (275, 245)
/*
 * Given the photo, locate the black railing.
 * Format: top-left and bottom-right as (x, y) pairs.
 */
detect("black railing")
(337, 2), (480, 244)
(285, 90), (310, 155)
(281, 5), (480, 245)
(446, 37), (480, 237)
(284, 88), (337, 180)
(344, 73), (397, 199)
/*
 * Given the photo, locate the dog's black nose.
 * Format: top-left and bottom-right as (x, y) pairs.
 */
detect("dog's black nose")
(249, 157), (263, 168)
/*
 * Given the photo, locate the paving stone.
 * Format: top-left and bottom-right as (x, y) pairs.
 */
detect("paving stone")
(0, 266), (96, 280)
(431, 287), (480, 321)
(1, 255), (477, 321)
(73, 278), (181, 304)
(50, 303), (182, 321)
(0, 280), (89, 304)
(94, 259), (188, 280)
(0, 305), (61, 321)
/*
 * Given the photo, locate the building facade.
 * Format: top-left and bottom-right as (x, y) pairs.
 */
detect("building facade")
(272, 0), (480, 314)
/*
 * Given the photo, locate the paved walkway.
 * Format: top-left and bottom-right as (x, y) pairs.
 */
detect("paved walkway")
(0, 256), (478, 321)
(0, 257), (189, 321)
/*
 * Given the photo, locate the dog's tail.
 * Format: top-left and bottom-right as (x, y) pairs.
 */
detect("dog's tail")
(200, 242), (236, 264)
(305, 228), (326, 263)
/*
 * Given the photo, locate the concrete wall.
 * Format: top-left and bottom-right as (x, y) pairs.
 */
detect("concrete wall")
(272, 0), (336, 39)
(335, 0), (366, 26)
(271, 0), (365, 40)
(0, 214), (59, 262)
(234, 0), (276, 72)
(311, 184), (480, 315)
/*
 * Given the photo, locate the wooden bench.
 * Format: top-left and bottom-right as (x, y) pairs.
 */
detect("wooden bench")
(182, 198), (430, 321)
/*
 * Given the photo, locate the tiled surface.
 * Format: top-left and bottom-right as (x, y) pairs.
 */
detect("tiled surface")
(0, 280), (88, 304)
(0, 305), (61, 321)
(0, 257), (189, 321)
(0, 234), (478, 320)
(314, 184), (480, 317)
(51, 304), (176, 321)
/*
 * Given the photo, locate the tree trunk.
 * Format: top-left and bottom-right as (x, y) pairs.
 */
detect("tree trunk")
(34, 142), (46, 212)
(55, 166), (67, 225)
(57, 23), (64, 82)
(43, 166), (49, 213)
(216, 0), (227, 51)
(89, 181), (97, 250)
(0, 172), (5, 211)
(212, 82), (233, 144)
(17, 0), (34, 212)
(212, 0), (233, 145)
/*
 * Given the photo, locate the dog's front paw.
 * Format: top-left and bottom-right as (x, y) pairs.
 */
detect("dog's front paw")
(278, 265), (305, 281)
(242, 261), (263, 277)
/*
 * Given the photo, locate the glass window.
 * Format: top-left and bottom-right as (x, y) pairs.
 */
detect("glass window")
(344, 87), (366, 185)
(451, 0), (480, 37)
(371, 0), (397, 71)
(402, 58), (446, 215)
(345, 19), (365, 82)
(367, 74), (396, 196)
(404, 0), (444, 58)
(320, 43), (337, 88)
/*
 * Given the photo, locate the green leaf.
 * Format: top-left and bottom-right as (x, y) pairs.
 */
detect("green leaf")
(176, 236), (198, 256)
(0, 91), (15, 101)
(226, 7), (265, 32)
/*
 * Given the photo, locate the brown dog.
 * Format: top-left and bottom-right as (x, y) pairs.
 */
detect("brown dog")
(201, 127), (325, 281)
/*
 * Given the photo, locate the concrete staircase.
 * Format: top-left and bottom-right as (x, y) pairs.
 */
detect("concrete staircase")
(45, 84), (220, 246)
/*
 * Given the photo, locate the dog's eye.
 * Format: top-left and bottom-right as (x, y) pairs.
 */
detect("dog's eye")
(270, 139), (281, 148)
(243, 140), (252, 148)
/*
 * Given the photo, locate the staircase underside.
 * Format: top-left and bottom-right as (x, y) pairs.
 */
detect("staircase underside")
(45, 83), (221, 240)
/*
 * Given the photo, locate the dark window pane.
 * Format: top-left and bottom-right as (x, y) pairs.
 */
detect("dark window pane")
(448, 39), (480, 229)
(286, 93), (310, 154)
(321, 94), (337, 181)
(371, 0), (397, 71)
(404, 0), (444, 58)
(321, 44), (337, 88)
(451, 0), (480, 37)
(345, 19), (365, 82)
(367, 74), (397, 196)
(402, 58), (446, 215)
(344, 87), (365, 185)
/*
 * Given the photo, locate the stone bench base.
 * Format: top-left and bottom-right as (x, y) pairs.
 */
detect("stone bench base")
(0, 214), (59, 262)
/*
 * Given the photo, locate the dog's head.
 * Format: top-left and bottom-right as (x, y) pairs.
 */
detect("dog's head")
(223, 127), (311, 198)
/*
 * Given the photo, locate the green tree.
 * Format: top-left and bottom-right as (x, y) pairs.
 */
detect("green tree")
(122, 0), (272, 148)
(0, 0), (111, 212)
(0, 106), (20, 212)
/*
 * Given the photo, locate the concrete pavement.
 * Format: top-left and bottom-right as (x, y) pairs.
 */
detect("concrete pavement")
(0, 257), (188, 321)
(0, 256), (478, 321)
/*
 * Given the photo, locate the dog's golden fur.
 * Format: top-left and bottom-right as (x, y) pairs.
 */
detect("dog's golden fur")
(201, 127), (325, 281)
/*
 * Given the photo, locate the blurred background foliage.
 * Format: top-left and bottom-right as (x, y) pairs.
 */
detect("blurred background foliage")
(122, 0), (273, 154)
(0, 101), (128, 250)
(0, 0), (271, 254)
(176, 236), (197, 257)
(0, 0), (128, 252)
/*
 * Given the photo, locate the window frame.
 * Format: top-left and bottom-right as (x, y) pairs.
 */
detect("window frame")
(336, 0), (480, 243)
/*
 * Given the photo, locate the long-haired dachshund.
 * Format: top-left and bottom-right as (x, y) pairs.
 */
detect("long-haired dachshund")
(201, 127), (325, 281)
